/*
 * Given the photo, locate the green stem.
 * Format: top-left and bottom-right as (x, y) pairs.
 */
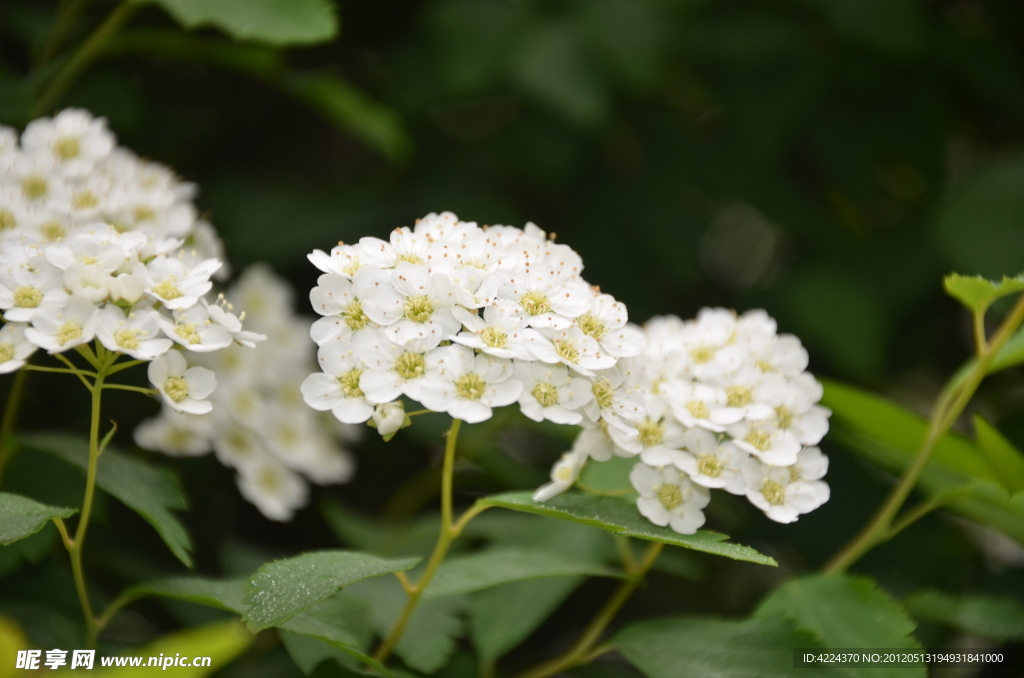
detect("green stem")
(0, 369), (28, 483)
(823, 292), (1024, 574)
(38, 0), (90, 66)
(102, 383), (156, 395)
(33, 2), (137, 117)
(512, 541), (664, 678)
(373, 419), (471, 665)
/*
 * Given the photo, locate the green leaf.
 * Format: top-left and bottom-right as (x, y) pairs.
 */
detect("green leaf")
(904, 589), (1024, 642)
(19, 433), (193, 567)
(469, 576), (582, 663)
(125, 576), (249, 614)
(243, 550), (420, 632)
(424, 546), (621, 599)
(973, 416), (1024, 493)
(0, 492), (76, 545)
(135, 0), (337, 46)
(320, 498), (439, 557)
(89, 619), (252, 677)
(343, 576), (463, 675)
(460, 510), (615, 562)
(477, 491), (776, 565)
(576, 454), (637, 497)
(755, 574), (924, 678)
(943, 273), (1024, 313)
(278, 595), (382, 673)
(820, 379), (1024, 543)
(616, 616), (845, 678)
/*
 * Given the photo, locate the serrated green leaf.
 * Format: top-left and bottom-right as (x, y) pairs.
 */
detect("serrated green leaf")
(0, 492), (76, 545)
(904, 589), (1024, 642)
(134, 0), (337, 46)
(477, 491), (776, 565)
(616, 616), (845, 678)
(943, 273), (1024, 313)
(88, 619), (252, 677)
(973, 416), (1024, 493)
(425, 546), (621, 599)
(243, 550), (420, 632)
(17, 434), (193, 566)
(343, 576), (463, 674)
(460, 510), (615, 562)
(469, 576), (582, 662)
(755, 574), (924, 678)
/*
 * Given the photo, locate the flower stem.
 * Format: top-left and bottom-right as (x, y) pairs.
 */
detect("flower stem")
(0, 369), (28, 483)
(33, 1), (137, 117)
(823, 291), (1024, 575)
(512, 540), (664, 678)
(372, 418), (476, 665)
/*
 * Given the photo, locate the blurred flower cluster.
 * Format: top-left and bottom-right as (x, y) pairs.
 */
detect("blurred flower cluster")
(302, 212), (644, 432)
(538, 309), (831, 533)
(137, 266), (359, 521)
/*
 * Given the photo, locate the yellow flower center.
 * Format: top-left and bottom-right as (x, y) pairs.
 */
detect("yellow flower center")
(343, 300), (369, 330)
(686, 400), (710, 420)
(0, 343), (13, 363)
(520, 291), (550, 316)
(745, 429), (772, 452)
(404, 295), (435, 323)
(133, 206), (156, 222)
(258, 469), (280, 491)
(228, 431), (250, 452)
(22, 176), (48, 199)
(41, 222), (66, 241)
(697, 453), (723, 478)
(0, 210), (16, 230)
(164, 376), (189, 403)
(532, 382), (560, 408)
(338, 368), (364, 398)
(789, 466), (802, 483)
(480, 325), (508, 348)
(153, 279), (182, 301)
(637, 419), (664, 447)
(396, 253), (424, 265)
(657, 484), (683, 510)
(690, 346), (715, 364)
(554, 338), (578, 363)
(174, 323), (202, 345)
(775, 405), (793, 429)
(577, 313), (606, 340)
(762, 479), (785, 505)
(394, 351), (426, 380)
(756, 359), (775, 372)
(554, 465), (575, 482)
(454, 372), (487, 400)
(13, 286), (42, 308)
(726, 385), (753, 408)
(114, 328), (141, 350)
(592, 377), (614, 409)
(56, 321), (82, 346)
(73, 192), (99, 209)
(53, 136), (81, 160)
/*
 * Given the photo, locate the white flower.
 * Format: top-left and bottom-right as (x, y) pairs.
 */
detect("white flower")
(21, 108), (114, 176)
(727, 416), (802, 466)
(235, 457), (309, 522)
(159, 303), (233, 352)
(372, 401), (406, 438)
(147, 350), (217, 414)
(363, 263), (459, 346)
(96, 306), (172, 359)
(0, 322), (36, 373)
(533, 447), (587, 501)
(138, 255), (220, 309)
(662, 427), (748, 495)
(668, 381), (731, 431)
(451, 302), (530, 359)
(0, 259), (67, 323)
(742, 455), (829, 523)
(352, 328), (438, 404)
(575, 293), (645, 358)
(524, 326), (616, 376)
(309, 269), (378, 345)
(134, 409), (212, 456)
(417, 344), (522, 423)
(204, 298), (265, 348)
(358, 227), (432, 269)
(515, 362), (592, 425)
(582, 364), (646, 435)
(24, 295), (98, 353)
(630, 462), (710, 535)
(308, 242), (363, 277)
(301, 343), (374, 424)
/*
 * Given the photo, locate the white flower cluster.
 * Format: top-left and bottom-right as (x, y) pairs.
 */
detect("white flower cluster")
(0, 109), (255, 414)
(136, 266), (359, 522)
(536, 308), (831, 532)
(302, 212), (645, 438)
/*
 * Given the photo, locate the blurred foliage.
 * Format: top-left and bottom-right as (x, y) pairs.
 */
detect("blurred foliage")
(2, 0), (1024, 676)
